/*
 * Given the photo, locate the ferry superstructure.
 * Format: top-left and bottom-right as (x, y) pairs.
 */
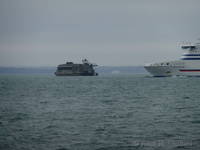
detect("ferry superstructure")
(144, 41), (200, 77)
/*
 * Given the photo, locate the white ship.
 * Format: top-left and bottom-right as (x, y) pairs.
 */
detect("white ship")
(144, 40), (200, 77)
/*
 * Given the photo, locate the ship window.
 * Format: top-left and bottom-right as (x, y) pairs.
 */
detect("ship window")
(58, 67), (72, 70)
(66, 62), (73, 64)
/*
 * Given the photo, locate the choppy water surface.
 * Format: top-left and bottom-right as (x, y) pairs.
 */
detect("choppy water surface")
(0, 74), (200, 150)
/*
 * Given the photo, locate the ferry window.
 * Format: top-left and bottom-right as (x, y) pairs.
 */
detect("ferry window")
(58, 67), (72, 70)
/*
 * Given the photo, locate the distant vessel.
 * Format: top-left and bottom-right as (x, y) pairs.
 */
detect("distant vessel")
(55, 59), (98, 76)
(144, 40), (200, 77)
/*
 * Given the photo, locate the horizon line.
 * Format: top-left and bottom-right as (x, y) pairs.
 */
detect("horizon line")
(0, 65), (145, 68)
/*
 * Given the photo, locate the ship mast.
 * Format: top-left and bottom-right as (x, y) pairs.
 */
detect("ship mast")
(82, 59), (98, 67)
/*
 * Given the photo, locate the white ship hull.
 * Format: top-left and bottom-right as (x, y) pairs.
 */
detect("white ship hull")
(144, 41), (200, 77)
(145, 63), (200, 77)
(144, 65), (180, 77)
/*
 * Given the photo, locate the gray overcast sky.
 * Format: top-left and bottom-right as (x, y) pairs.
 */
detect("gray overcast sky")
(0, 0), (200, 66)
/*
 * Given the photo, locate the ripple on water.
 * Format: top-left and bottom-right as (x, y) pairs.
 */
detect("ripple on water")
(0, 75), (200, 150)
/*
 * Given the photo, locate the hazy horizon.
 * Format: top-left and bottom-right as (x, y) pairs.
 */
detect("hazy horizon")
(1, 0), (200, 67)
(0, 65), (145, 68)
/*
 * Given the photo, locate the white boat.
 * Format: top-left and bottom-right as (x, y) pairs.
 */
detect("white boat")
(144, 40), (200, 77)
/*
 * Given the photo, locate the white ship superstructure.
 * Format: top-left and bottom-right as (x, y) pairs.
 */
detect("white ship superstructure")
(144, 41), (200, 77)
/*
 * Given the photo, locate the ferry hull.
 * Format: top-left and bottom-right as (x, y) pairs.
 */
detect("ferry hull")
(145, 64), (200, 77)
(144, 66), (179, 77)
(55, 72), (98, 76)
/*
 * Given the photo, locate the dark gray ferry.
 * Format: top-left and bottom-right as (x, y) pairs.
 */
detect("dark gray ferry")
(55, 59), (98, 76)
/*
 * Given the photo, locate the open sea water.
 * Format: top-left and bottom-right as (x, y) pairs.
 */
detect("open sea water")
(0, 74), (200, 150)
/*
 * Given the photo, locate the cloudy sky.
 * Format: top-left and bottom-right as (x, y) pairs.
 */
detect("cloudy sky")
(0, 0), (200, 67)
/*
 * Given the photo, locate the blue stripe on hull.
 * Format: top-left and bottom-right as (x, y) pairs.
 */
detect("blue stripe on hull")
(183, 54), (200, 56)
(181, 58), (200, 60)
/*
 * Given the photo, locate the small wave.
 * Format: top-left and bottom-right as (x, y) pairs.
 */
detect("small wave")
(95, 145), (139, 150)
(191, 120), (200, 124)
(56, 148), (69, 150)
(183, 96), (190, 99)
(8, 113), (28, 122)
